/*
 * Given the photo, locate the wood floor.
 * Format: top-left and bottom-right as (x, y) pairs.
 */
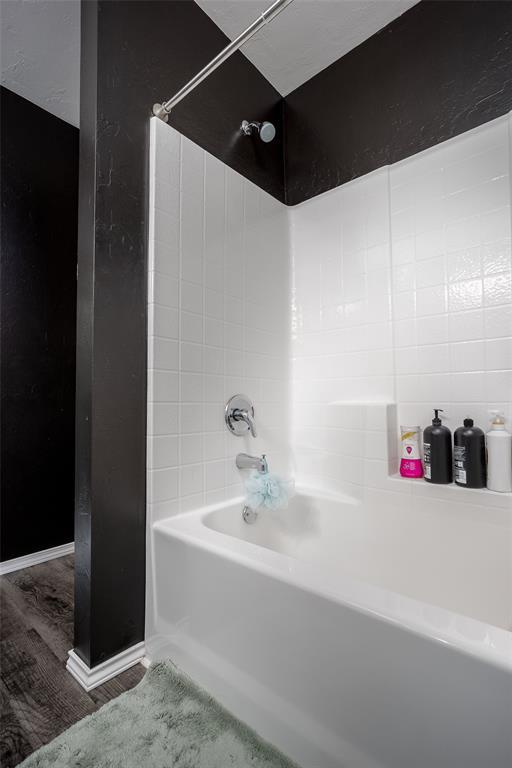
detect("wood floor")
(0, 555), (145, 767)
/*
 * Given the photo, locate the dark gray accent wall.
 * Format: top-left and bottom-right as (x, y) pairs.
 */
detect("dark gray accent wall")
(76, 0), (284, 668)
(284, 0), (512, 205)
(1, 87), (78, 562)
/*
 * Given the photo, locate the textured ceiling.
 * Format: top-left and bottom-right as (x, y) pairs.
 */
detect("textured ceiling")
(0, 0), (80, 126)
(195, 0), (419, 95)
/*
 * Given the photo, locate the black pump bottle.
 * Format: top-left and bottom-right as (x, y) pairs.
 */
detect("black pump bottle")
(423, 409), (452, 484)
(454, 418), (486, 488)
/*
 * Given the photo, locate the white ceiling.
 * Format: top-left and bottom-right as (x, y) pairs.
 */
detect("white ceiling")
(196, 0), (419, 96)
(1, 0), (80, 126)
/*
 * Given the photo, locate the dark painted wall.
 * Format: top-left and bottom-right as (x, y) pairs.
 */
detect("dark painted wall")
(76, 0), (284, 668)
(284, 0), (512, 205)
(1, 87), (78, 562)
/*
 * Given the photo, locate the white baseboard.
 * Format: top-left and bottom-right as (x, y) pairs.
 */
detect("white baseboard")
(66, 642), (146, 691)
(0, 542), (75, 575)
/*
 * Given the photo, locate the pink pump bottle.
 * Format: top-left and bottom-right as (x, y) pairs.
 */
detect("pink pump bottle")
(400, 426), (423, 478)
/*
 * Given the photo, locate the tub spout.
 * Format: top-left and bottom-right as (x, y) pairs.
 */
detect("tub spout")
(236, 453), (268, 473)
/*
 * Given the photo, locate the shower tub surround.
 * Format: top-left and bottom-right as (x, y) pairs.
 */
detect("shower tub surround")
(147, 118), (290, 525)
(147, 116), (512, 768)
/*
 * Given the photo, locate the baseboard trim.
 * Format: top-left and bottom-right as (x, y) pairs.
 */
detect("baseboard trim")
(66, 642), (146, 691)
(0, 542), (75, 575)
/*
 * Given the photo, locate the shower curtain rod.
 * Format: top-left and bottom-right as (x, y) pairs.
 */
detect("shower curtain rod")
(152, 0), (294, 121)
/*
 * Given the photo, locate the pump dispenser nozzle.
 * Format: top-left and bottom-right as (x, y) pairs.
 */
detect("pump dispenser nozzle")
(432, 409), (444, 425)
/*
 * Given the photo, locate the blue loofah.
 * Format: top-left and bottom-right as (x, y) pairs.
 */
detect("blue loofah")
(245, 471), (289, 511)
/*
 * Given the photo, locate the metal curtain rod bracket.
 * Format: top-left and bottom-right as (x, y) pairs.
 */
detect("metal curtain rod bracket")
(152, 0), (294, 122)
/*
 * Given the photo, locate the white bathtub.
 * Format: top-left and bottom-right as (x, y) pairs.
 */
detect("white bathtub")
(146, 488), (512, 768)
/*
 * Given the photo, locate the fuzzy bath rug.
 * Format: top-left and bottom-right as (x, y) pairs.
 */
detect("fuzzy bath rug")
(20, 661), (299, 768)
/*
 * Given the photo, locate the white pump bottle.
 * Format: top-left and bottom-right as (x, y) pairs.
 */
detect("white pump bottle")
(486, 412), (512, 493)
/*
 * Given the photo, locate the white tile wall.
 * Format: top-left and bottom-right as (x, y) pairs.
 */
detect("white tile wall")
(149, 114), (511, 517)
(390, 116), (512, 431)
(147, 119), (290, 522)
(291, 115), (512, 496)
(290, 168), (395, 497)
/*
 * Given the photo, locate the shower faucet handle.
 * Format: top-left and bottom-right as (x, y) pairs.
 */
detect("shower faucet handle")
(232, 408), (257, 438)
(225, 394), (257, 437)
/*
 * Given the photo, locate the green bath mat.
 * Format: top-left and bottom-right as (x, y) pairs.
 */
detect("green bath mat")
(20, 661), (299, 768)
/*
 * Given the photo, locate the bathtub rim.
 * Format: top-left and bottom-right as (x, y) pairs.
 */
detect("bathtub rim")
(152, 486), (512, 674)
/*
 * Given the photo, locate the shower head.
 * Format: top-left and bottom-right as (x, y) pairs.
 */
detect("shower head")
(241, 120), (276, 143)
(259, 121), (276, 143)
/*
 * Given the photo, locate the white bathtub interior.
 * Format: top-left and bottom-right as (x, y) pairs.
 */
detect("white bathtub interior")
(203, 489), (512, 631)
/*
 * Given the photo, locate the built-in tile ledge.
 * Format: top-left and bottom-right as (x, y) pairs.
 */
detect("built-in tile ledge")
(389, 474), (512, 507)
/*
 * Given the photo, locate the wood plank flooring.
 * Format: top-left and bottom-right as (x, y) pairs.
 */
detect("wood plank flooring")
(0, 555), (145, 767)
